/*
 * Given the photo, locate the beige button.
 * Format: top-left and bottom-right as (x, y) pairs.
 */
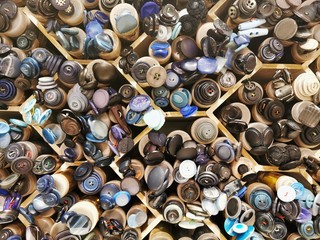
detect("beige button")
(276, 0), (291, 9)
(311, 24), (320, 42)
(274, 18), (298, 40)
(287, 0), (302, 7)
(146, 65), (167, 88)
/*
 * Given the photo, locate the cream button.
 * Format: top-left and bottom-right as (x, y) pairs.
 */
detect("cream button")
(277, 185), (296, 202)
(146, 65), (167, 88)
(299, 38), (319, 51)
(216, 192), (227, 211)
(179, 160), (197, 179)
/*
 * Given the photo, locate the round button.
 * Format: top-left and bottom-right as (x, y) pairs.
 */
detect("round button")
(43, 191), (60, 207)
(92, 89), (110, 109)
(74, 162), (93, 181)
(41, 156), (57, 172)
(165, 70), (180, 89)
(274, 18), (298, 40)
(179, 160), (197, 179)
(114, 191), (131, 206)
(277, 185), (296, 202)
(250, 190), (273, 211)
(81, 172), (102, 194)
(129, 95), (151, 112)
(131, 62), (150, 83)
(147, 65), (167, 88)
(36, 175), (54, 194)
(11, 157), (33, 174)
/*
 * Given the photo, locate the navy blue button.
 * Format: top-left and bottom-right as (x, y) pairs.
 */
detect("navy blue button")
(20, 57), (40, 79)
(7, 235), (22, 240)
(165, 70), (180, 89)
(64, 147), (76, 160)
(126, 109), (141, 125)
(36, 175), (54, 195)
(0, 79), (16, 101)
(197, 57), (217, 74)
(81, 172), (102, 194)
(140, 2), (160, 20)
(129, 95), (151, 112)
(154, 97), (169, 108)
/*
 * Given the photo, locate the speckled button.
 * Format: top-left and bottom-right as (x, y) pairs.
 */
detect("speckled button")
(129, 95), (151, 112)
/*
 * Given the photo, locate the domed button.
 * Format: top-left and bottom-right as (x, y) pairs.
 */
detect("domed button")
(74, 162), (93, 181)
(43, 88), (63, 107)
(269, 219), (287, 240)
(0, 80), (17, 101)
(36, 175), (54, 194)
(41, 156), (57, 173)
(129, 95), (151, 112)
(250, 190), (273, 211)
(265, 100), (285, 121)
(11, 157), (33, 174)
(214, 143), (235, 163)
(58, 61), (81, 85)
(80, 172), (102, 194)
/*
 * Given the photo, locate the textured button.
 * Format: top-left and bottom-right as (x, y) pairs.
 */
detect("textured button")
(11, 157), (33, 174)
(250, 189), (273, 211)
(74, 162), (93, 181)
(129, 95), (151, 112)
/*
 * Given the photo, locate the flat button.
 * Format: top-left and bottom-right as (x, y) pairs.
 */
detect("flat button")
(0, 0), (18, 19)
(92, 89), (109, 109)
(113, 191), (131, 206)
(274, 18), (298, 40)
(179, 160), (197, 179)
(165, 70), (180, 89)
(80, 172), (102, 194)
(277, 185), (296, 202)
(250, 190), (273, 211)
(147, 65), (167, 88)
(4, 143), (24, 163)
(255, 212), (275, 234)
(74, 162), (93, 181)
(11, 157), (33, 174)
(131, 62), (150, 83)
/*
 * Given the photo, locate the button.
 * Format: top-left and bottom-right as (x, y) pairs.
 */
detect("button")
(80, 172), (102, 194)
(147, 65), (166, 88)
(36, 175), (54, 194)
(129, 95), (151, 112)
(274, 18), (298, 40)
(11, 156), (33, 174)
(67, 214), (92, 236)
(119, 84), (137, 103)
(58, 60), (81, 85)
(131, 61), (150, 83)
(43, 190), (60, 207)
(255, 212), (275, 234)
(179, 160), (197, 179)
(114, 191), (131, 206)
(250, 189), (273, 211)
(0, 79), (16, 101)
(165, 70), (180, 90)
(74, 162), (93, 181)
(118, 137), (134, 154)
(214, 142), (235, 163)
(120, 176), (141, 196)
(0, 0), (18, 19)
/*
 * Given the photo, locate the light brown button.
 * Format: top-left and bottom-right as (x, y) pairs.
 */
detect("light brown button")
(287, 0), (301, 7)
(274, 18), (297, 40)
(276, 0), (291, 9)
(146, 65), (167, 88)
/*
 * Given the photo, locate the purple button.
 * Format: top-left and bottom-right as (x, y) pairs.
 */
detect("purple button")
(129, 95), (151, 112)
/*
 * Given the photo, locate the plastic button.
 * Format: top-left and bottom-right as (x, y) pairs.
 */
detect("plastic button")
(179, 160), (197, 179)
(74, 162), (93, 181)
(36, 175), (54, 194)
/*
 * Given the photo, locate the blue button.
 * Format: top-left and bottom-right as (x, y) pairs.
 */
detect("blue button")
(299, 189), (314, 209)
(100, 183), (120, 197)
(0, 133), (10, 149)
(291, 182), (305, 200)
(298, 221), (316, 239)
(165, 70), (180, 89)
(86, 19), (103, 39)
(236, 225), (255, 240)
(224, 218), (238, 237)
(32, 195), (51, 212)
(296, 207), (312, 223)
(129, 95), (151, 112)
(152, 86), (169, 98)
(150, 41), (170, 50)
(43, 191), (60, 207)
(180, 105), (198, 118)
(36, 175), (54, 194)
(250, 190), (272, 211)
(7, 235), (22, 240)
(197, 57), (217, 74)
(153, 49), (169, 58)
(9, 118), (28, 128)
(42, 128), (57, 144)
(0, 122), (10, 135)
(19, 207), (34, 224)
(100, 195), (115, 210)
(114, 191), (131, 207)
(81, 172), (102, 194)
(61, 210), (77, 224)
(236, 186), (247, 199)
(86, 133), (106, 143)
(180, 59), (198, 72)
(154, 97), (169, 108)
(140, 1), (160, 20)
(126, 109), (141, 125)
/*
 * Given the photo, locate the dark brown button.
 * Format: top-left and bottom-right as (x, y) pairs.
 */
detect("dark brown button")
(93, 61), (117, 84)
(118, 137), (134, 154)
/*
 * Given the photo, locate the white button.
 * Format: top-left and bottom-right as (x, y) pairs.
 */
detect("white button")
(203, 186), (221, 200)
(178, 220), (204, 229)
(202, 198), (219, 216)
(232, 223), (248, 234)
(216, 192), (227, 211)
(299, 38), (318, 51)
(179, 160), (197, 179)
(277, 185), (296, 202)
(186, 211), (205, 221)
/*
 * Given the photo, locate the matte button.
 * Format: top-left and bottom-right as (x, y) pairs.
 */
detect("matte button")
(0, 0), (18, 19)
(250, 190), (273, 211)
(277, 185), (296, 202)
(119, 84), (136, 103)
(179, 160), (197, 179)
(74, 162), (93, 181)
(131, 62), (150, 83)
(114, 191), (131, 206)
(274, 18), (297, 40)
(147, 65), (166, 88)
